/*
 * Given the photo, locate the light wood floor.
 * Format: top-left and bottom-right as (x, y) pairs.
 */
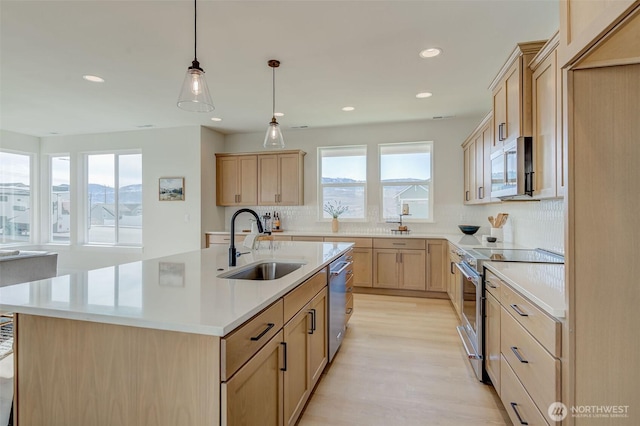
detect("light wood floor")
(299, 294), (509, 426)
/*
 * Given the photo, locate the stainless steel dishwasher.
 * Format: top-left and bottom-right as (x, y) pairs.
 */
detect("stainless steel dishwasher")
(328, 254), (351, 362)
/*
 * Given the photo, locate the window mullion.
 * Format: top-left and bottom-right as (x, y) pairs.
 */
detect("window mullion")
(114, 154), (120, 244)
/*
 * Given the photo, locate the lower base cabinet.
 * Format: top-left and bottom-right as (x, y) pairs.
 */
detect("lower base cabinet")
(222, 331), (285, 426)
(501, 356), (550, 426)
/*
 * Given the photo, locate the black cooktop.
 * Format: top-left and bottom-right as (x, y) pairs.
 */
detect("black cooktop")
(471, 248), (564, 264)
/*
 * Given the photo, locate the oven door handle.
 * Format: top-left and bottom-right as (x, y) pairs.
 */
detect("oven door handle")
(456, 326), (483, 360)
(454, 262), (480, 285)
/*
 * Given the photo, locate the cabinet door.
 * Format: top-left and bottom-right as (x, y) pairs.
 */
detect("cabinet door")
(352, 248), (372, 287)
(238, 155), (258, 205)
(492, 84), (507, 153)
(474, 134), (484, 202)
(485, 292), (501, 393)
(463, 144), (473, 204)
(505, 62), (521, 143)
(399, 249), (426, 291)
(222, 331), (284, 426)
(258, 155), (280, 205)
(532, 49), (558, 199)
(277, 153), (302, 205)
(373, 249), (399, 288)
(217, 156), (240, 206)
(283, 306), (312, 426)
(426, 240), (446, 292)
(482, 120), (493, 201)
(309, 288), (328, 388)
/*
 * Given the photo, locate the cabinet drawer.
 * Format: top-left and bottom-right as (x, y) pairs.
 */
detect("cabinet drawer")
(500, 355), (550, 426)
(501, 283), (561, 357)
(221, 299), (284, 381)
(284, 269), (327, 323)
(484, 270), (502, 301)
(501, 307), (560, 416)
(346, 293), (354, 324)
(373, 238), (425, 250)
(324, 237), (373, 248)
(207, 234), (246, 245)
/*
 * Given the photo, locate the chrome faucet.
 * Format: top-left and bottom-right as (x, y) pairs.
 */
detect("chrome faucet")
(229, 208), (264, 266)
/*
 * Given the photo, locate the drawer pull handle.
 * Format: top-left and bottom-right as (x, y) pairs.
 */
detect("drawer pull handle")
(486, 280), (497, 289)
(280, 341), (287, 372)
(347, 286), (353, 293)
(510, 304), (529, 317)
(510, 402), (529, 425)
(346, 256), (353, 261)
(250, 323), (275, 341)
(346, 308), (353, 315)
(392, 242), (406, 245)
(510, 346), (529, 363)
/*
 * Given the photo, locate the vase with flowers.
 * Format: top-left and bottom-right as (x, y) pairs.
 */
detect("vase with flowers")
(323, 200), (348, 233)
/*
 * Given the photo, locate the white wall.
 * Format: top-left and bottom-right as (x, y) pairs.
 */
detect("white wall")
(200, 127), (226, 248)
(223, 118), (478, 233)
(38, 126), (213, 268)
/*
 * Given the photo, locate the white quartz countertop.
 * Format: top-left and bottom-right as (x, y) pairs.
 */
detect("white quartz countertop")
(0, 242), (353, 337)
(206, 230), (526, 251)
(484, 261), (565, 318)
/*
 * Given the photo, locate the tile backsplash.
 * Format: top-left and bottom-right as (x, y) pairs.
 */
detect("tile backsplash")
(223, 198), (565, 253)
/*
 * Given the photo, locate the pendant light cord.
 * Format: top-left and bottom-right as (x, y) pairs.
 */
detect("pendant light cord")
(193, 0), (198, 61)
(272, 66), (276, 118)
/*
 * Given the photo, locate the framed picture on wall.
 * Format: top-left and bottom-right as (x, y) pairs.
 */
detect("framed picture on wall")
(159, 177), (185, 201)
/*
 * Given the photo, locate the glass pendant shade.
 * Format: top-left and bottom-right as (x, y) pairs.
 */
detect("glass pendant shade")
(264, 118), (285, 149)
(177, 61), (214, 113)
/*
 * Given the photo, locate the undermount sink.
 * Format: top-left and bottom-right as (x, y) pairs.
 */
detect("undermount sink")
(219, 261), (306, 280)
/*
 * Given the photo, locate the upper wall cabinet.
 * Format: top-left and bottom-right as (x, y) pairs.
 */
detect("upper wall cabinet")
(216, 150), (305, 207)
(258, 150), (306, 206)
(530, 33), (564, 199)
(559, 0), (639, 67)
(489, 41), (546, 153)
(462, 112), (493, 204)
(216, 154), (258, 206)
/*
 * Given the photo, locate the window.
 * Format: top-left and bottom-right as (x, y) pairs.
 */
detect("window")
(318, 146), (367, 219)
(86, 152), (142, 245)
(51, 155), (70, 243)
(0, 151), (32, 244)
(379, 142), (433, 221)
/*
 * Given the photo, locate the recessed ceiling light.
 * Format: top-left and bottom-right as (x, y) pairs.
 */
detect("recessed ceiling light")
(419, 48), (442, 58)
(82, 75), (105, 83)
(211, 117), (223, 122)
(274, 112), (284, 117)
(342, 106), (355, 112)
(416, 92), (433, 98)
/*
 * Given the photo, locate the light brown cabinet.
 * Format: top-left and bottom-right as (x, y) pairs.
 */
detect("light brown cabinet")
(372, 239), (426, 290)
(462, 112), (492, 204)
(531, 33), (564, 199)
(426, 240), (447, 293)
(484, 271), (502, 392)
(447, 244), (462, 319)
(490, 41), (545, 151)
(258, 151), (305, 206)
(216, 154), (258, 206)
(324, 237), (373, 288)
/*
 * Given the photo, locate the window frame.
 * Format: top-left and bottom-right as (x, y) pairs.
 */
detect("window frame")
(83, 150), (142, 247)
(47, 154), (72, 245)
(378, 141), (434, 223)
(317, 145), (367, 221)
(0, 149), (37, 246)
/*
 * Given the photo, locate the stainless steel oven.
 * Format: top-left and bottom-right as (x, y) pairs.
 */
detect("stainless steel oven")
(455, 255), (483, 381)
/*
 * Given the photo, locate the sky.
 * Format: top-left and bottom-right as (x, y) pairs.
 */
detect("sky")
(322, 153), (431, 181)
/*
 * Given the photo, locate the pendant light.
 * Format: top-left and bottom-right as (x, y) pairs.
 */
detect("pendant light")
(263, 59), (285, 149)
(177, 0), (214, 112)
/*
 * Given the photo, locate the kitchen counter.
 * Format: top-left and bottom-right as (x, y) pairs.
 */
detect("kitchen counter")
(206, 230), (526, 251)
(0, 241), (352, 336)
(484, 261), (565, 318)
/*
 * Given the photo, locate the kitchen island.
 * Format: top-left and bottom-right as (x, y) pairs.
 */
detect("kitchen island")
(0, 241), (352, 426)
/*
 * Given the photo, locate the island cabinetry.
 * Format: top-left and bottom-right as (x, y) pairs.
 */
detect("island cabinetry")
(258, 151), (305, 206)
(216, 154), (258, 206)
(372, 238), (425, 290)
(530, 33), (564, 199)
(426, 239), (447, 293)
(462, 112), (493, 204)
(324, 237), (372, 288)
(484, 271), (502, 392)
(490, 41), (545, 152)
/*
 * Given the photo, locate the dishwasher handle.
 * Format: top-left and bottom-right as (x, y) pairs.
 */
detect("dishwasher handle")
(330, 261), (351, 276)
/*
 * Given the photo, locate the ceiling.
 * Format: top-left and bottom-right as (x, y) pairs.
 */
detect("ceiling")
(0, 0), (558, 138)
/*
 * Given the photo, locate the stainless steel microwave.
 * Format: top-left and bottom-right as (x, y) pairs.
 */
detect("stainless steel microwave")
(490, 136), (534, 200)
